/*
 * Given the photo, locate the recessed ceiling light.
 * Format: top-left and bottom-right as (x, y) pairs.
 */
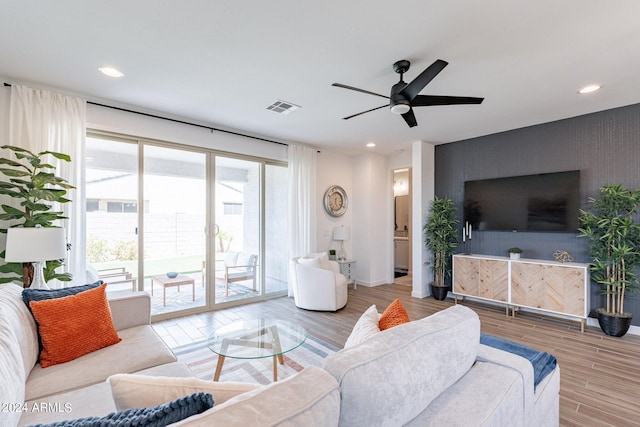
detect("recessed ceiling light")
(578, 84), (601, 94)
(98, 66), (124, 78)
(366, 142), (376, 148)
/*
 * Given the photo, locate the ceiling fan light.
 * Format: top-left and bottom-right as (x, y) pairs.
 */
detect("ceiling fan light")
(390, 104), (410, 115)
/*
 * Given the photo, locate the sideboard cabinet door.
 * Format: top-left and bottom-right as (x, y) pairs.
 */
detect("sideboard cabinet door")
(453, 256), (508, 302)
(512, 261), (585, 317)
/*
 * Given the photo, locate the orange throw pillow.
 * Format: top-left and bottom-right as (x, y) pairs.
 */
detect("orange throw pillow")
(29, 283), (121, 368)
(379, 299), (410, 330)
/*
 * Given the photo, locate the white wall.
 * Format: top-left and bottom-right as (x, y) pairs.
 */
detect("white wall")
(411, 141), (435, 298)
(388, 148), (412, 171)
(351, 153), (392, 286)
(313, 144), (436, 290)
(315, 151), (353, 255)
(87, 104), (288, 162)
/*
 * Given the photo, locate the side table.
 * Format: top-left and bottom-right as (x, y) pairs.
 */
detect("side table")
(338, 259), (357, 289)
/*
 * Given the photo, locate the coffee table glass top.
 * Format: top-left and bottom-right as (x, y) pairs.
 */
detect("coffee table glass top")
(208, 319), (307, 360)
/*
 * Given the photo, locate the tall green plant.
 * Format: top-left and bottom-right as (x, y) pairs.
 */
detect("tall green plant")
(578, 183), (640, 316)
(424, 196), (459, 287)
(0, 145), (74, 285)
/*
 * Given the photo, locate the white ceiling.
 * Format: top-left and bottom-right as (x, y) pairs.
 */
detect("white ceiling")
(2, 1), (639, 156)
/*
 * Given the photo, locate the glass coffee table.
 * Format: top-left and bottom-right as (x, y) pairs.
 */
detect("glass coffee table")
(208, 319), (307, 382)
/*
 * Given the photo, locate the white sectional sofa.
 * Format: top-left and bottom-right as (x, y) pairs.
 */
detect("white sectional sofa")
(0, 281), (559, 426)
(322, 304), (560, 426)
(0, 284), (193, 427)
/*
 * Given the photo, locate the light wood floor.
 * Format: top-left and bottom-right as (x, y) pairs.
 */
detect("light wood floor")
(153, 283), (640, 427)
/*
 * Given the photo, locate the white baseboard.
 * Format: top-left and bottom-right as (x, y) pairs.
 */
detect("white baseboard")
(354, 279), (387, 288)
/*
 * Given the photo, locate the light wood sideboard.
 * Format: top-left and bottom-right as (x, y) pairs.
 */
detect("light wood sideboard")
(453, 254), (590, 332)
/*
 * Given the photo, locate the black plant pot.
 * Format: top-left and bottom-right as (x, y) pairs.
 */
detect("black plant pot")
(596, 309), (632, 337)
(430, 284), (451, 301)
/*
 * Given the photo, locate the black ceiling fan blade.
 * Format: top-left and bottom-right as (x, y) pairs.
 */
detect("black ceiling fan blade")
(411, 95), (485, 107)
(332, 83), (390, 100)
(343, 104), (389, 120)
(399, 59), (448, 101)
(401, 108), (418, 128)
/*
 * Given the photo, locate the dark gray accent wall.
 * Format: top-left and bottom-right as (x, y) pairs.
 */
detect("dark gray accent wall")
(435, 103), (640, 325)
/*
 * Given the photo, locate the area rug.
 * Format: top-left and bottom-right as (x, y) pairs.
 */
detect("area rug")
(172, 334), (339, 385)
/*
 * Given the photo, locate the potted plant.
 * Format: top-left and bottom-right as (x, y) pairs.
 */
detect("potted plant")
(0, 145), (74, 286)
(508, 247), (523, 260)
(424, 196), (458, 300)
(578, 183), (640, 337)
(328, 249), (337, 260)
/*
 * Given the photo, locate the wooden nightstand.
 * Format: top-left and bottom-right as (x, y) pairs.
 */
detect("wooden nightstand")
(337, 259), (357, 289)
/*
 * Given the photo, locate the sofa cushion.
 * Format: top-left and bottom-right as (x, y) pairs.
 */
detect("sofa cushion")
(171, 366), (340, 427)
(29, 392), (213, 427)
(29, 284), (121, 368)
(236, 252), (256, 272)
(322, 305), (480, 427)
(20, 362), (194, 426)
(107, 292), (151, 331)
(0, 284), (39, 427)
(108, 374), (260, 411)
(26, 325), (177, 400)
(305, 252), (332, 271)
(404, 361), (525, 427)
(297, 257), (322, 269)
(378, 298), (410, 330)
(344, 304), (380, 348)
(223, 251), (239, 267)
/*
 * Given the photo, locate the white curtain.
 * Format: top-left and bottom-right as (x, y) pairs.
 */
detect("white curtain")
(9, 85), (87, 288)
(287, 144), (317, 296)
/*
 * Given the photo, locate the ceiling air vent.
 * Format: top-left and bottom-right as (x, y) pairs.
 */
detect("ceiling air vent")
(266, 100), (301, 115)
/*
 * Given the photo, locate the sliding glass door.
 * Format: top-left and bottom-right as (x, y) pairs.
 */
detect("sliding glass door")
(265, 164), (288, 294)
(85, 137), (139, 292)
(85, 133), (288, 318)
(213, 156), (261, 303)
(143, 145), (207, 315)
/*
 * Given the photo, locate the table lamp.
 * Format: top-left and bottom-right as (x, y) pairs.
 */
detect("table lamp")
(333, 225), (351, 261)
(5, 227), (67, 289)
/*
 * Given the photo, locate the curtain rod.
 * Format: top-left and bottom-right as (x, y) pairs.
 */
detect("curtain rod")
(3, 82), (289, 148)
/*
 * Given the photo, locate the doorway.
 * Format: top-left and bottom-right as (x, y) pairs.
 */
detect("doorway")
(393, 168), (412, 285)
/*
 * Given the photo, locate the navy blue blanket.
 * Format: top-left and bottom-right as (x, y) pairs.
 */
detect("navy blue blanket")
(480, 334), (556, 391)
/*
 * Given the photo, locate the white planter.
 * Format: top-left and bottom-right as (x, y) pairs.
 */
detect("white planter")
(510, 253), (521, 260)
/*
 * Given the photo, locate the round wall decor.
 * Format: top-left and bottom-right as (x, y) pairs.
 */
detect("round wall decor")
(323, 185), (348, 217)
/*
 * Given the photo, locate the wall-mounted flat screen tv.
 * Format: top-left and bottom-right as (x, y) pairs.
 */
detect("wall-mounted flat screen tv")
(463, 170), (580, 232)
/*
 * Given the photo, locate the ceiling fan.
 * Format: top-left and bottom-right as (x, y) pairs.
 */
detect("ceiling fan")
(332, 59), (484, 128)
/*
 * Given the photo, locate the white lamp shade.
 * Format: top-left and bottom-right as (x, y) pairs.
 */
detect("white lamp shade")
(333, 226), (351, 241)
(5, 227), (67, 262)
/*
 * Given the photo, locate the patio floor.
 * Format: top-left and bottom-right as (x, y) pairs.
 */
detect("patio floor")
(105, 273), (286, 315)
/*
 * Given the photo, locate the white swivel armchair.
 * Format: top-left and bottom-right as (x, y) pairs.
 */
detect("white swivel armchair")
(290, 255), (348, 311)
